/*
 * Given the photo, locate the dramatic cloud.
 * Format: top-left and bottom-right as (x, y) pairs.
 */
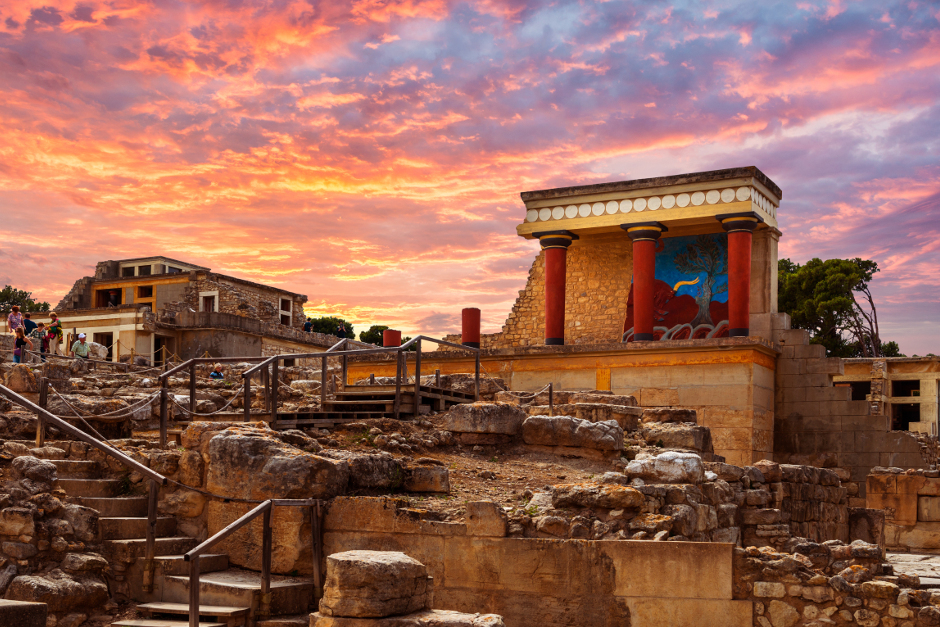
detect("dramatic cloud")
(0, 0), (938, 353)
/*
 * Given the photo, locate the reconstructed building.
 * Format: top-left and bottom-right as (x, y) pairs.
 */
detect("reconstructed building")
(12, 256), (339, 362)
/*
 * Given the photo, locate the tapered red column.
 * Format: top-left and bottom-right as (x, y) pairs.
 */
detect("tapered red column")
(718, 213), (762, 337)
(461, 307), (481, 348)
(623, 222), (666, 341)
(535, 231), (577, 345)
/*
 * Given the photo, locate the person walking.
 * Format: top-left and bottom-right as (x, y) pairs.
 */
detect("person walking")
(71, 333), (90, 359)
(7, 305), (23, 334)
(46, 312), (62, 356)
(22, 313), (37, 335)
(29, 322), (47, 362)
(13, 327), (32, 364)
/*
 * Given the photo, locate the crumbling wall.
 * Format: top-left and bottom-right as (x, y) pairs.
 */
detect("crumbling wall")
(184, 275), (305, 327)
(866, 468), (940, 552)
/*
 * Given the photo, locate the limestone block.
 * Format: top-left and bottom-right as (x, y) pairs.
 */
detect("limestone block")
(4, 573), (108, 613)
(522, 416), (623, 451)
(311, 610), (505, 626)
(625, 451), (705, 484)
(404, 466), (450, 494)
(5, 365), (37, 393)
(466, 502), (507, 537)
(442, 403), (525, 435)
(641, 408), (696, 424)
(0, 600), (47, 627)
(319, 551), (432, 618)
(0, 508), (34, 536)
(550, 483), (644, 510)
(639, 422), (712, 453)
(568, 392), (637, 406)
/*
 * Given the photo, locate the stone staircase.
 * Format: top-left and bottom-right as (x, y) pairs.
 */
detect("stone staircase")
(42, 443), (313, 627)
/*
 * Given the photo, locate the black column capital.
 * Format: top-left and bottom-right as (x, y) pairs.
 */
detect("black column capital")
(534, 230), (579, 249)
(621, 222), (667, 242)
(716, 212), (763, 233)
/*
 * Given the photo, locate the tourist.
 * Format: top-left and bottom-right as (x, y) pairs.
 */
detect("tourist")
(22, 313), (37, 335)
(29, 322), (47, 362)
(47, 312), (62, 355)
(71, 333), (90, 359)
(209, 363), (225, 380)
(304, 317), (313, 332)
(13, 328), (32, 364)
(7, 305), (23, 334)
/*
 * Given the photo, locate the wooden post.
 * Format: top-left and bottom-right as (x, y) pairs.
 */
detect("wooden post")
(160, 383), (168, 447)
(260, 507), (272, 617)
(414, 339), (422, 418)
(270, 359), (279, 425)
(549, 382), (554, 417)
(474, 351), (481, 401)
(243, 374), (251, 422)
(36, 378), (48, 448)
(435, 369), (441, 388)
(369, 373), (375, 385)
(261, 367), (269, 412)
(143, 479), (158, 592)
(311, 501), (323, 600)
(189, 556), (200, 627)
(393, 351), (402, 420)
(189, 362), (196, 417)
(320, 356), (327, 408)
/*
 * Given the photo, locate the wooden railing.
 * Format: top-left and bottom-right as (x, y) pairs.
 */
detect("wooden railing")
(0, 382), (167, 593)
(183, 499), (323, 627)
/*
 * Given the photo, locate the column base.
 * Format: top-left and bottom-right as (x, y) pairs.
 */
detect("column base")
(545, 338), (565, 346)
(461, 342), (480, 349)
(728, 328), (750, 337)
(633, 333), (654, 341)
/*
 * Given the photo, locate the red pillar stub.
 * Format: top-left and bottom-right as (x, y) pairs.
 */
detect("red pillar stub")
(717, 212), (762, 337)
(622, 222), (666, 342)
(461, 307), (481, 348)
(382, 329), (402, 347)
(534, 230), (578, 346)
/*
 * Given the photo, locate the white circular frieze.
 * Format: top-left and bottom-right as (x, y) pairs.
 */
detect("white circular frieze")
(736, 187), (751, 201)
(526, 209), (538, 222)
(662, 194), (676, 209)
(578, 204), (591, 217)
(634, 197), (647, 211)
(691, 191), (705, 206)
(721, 188), (736, 203)
(539, 208), (552, 221)
(592, 202), (605, 216)
(551, 207), (564, 220)
(605, 200), (619, 214)
(647, 196), (661, 210)
(565, 205), (578, 218)
(706, 190), (721, 204)
(676, 193), (690, 207)
(620, 199), (633, 212)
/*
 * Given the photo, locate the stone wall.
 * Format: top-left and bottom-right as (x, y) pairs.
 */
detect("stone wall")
(184, 275), (306, 328)
(773, 326), (926, 500)
(323, 496), (753, 627)
(867, 468), (940, 552)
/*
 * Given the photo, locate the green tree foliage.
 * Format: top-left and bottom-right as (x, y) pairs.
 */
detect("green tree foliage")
(0, 285), (50, 313)
(778, 258), (901, 358)
(309, 316), (354, 339)
(359, 325), (389, 346)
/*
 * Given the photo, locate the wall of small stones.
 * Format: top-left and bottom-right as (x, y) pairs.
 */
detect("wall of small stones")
(185, 276), (306, 328)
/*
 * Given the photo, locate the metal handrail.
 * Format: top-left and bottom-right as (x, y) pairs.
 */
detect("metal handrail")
(183, 499), (322, 627)
(0, 382), (167, 593)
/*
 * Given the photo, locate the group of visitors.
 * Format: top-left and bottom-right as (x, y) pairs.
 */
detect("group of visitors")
(6, 306), (63, 363)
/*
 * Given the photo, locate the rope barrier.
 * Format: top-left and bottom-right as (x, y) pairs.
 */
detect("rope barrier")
(49, 386), (160, 422)
(168, 392), (240, 417)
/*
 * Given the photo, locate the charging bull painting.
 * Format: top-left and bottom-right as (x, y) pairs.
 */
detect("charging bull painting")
(623, 234), (730, 341)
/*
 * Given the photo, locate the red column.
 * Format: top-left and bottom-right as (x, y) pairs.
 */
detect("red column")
(623, 223), (665, 341)
(382, 329), (402, 347)
(535, 231), (576, 345)
(718, 213), (761, 337)
(461, 307), (481, 348)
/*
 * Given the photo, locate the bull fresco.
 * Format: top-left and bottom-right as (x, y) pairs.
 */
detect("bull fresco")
(622, 233), (730, 341)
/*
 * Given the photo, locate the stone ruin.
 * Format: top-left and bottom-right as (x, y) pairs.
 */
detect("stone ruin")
(2, 356), (940, 627)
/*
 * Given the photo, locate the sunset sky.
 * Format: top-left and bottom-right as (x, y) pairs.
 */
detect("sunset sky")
(1, 0), (938, 354)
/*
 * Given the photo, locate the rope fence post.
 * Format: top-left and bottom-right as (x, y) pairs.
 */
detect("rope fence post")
(36, 378), (48, 448)
(160, 380), (168, 447)
(243, 371), (251, 422)
(549, 382), (554, 417)
(270, 358), (279, 425)
(414, 338), (422, 418)
(320, 355), (327, 408)
(189, 361), (196, 417)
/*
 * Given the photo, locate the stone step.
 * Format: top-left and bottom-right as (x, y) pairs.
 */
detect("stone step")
(51, 459), (101, 478)
(256, 615), (308, 627)
(111, 620), (225, 627)
(164, 569), (314, 616)
(57, 478), (123, 497)
(76, 496), (148, 517)
(138, 602), (249, 618)
(156, 554), (230, 576)
(99, 516), (177, 540)
(104, 536), (198, 561)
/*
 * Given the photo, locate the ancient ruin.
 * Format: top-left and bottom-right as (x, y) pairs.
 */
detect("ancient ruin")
(1, 167), (939, 627)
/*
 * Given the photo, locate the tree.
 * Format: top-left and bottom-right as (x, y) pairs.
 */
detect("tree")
(0, 285), (50, 313)
(778, 257), (897, 358)
(359, 325), (389, 346)
(673, 235), (727, 327)
(309, 316), (355, 339)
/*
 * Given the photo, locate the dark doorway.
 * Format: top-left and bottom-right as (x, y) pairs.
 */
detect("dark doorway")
(892, 403), (921, 431)
(892, 380), (920, 398)
(849, 381), (872, 401)
(93, 333), (113, 361)
(154, 336), (174, 366)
